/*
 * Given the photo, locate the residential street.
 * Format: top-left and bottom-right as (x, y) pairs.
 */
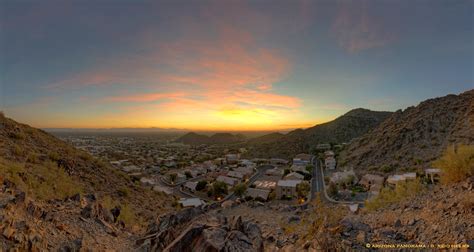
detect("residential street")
(311, 157), (326, 201)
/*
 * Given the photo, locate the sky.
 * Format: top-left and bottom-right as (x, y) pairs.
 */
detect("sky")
(1, 0), (473, 131)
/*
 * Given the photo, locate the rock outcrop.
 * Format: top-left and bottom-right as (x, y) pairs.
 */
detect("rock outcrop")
(138, 210), (264, 252)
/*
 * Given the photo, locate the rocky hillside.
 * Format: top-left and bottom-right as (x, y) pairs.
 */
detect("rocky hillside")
(335, 178), (474, 250)
(339, 90), (474, 173)
(0, 114), (173, 250)
(245, 109), (393, 159)
(175, 132), (246, 145)
(136, 204), (264, 251)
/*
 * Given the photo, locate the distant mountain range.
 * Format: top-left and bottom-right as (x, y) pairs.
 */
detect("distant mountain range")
(339, 89), (474, 173)
(175, 132), (247, 145)
(243, 108), (393, 159)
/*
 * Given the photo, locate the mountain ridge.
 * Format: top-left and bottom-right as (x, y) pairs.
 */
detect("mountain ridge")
(339, 89), (474, 173)
(244, 108), (393, 159)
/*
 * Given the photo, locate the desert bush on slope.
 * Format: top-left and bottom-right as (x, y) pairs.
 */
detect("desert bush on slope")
(432, 144), (474, 184)
(365, 179), (425, 211)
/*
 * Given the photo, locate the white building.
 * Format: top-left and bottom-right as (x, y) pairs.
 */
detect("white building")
(325, 157), (336, 170)
(179, 198), (205, 208)
(293, 153), (314, 166)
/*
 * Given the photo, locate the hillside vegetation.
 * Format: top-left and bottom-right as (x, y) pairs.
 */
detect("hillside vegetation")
(0, 114), (173, 250)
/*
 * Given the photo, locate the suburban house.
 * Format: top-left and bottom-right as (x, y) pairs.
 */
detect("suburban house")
(225, 153), (240, 164)
(330, 169), (358, 184)
(293, 153), (314, 166)
(140, 177), (158, 186)
(183, 181), (198, 192)
(316, 143), (331, 150)
(270, 158), (289, 165)
(276, 180), (302, 199)
(325, 157), (336, 170)
(387, 173), (418, 186)
(216, 175), (238, 186)
(240, 159), (256, 169)
(227, 171), (245, 181)
(359, 174), (385, 190)
(245, 188), (270, 201)
(179, 198), (205, 208)
(284, 172), (304, 180)
(291, 164), (310, 174)
(324, 150), (335, 158)
(234, 166), (254, 178)
(265, 168), (283, 176)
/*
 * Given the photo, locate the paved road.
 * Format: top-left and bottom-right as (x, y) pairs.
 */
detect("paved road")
(310, 157), (325, 201)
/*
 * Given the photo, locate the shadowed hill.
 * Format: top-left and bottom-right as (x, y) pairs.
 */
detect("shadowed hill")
(175, 132), (246, 145)
(245, 109), (393, 159)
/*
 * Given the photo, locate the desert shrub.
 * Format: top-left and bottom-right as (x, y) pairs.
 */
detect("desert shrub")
(184, 171), (192, 179)
(432, 144), (474, 184)
(0, 158), (82, 200)
(117, 186), (129, 197)
(381, 165), (394, 173)
(365, 179), (424, 211)
(300, 194), (346, 249)
(48, 151), (60, 161)
(26, 152), (39, 163)
(101, 196), (138, 227)
(13, 144), (24, 157)
(233, 183), (247, 197)
(10, 131), (26, 140)
(117, 203), (135, 227)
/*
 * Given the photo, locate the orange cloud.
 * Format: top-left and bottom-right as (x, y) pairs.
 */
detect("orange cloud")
(105, 92), (185, 102)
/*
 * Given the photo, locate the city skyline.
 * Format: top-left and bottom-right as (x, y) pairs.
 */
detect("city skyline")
(1, 0), (473, 130)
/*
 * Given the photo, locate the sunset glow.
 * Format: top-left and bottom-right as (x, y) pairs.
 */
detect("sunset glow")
(1, 1), (472, 131)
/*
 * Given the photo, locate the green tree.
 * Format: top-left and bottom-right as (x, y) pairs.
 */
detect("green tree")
(212, 181), (228, 197)
(196, 180), (208, 191)
(296, 181), (310, 198)
(233, 183), (247, 197)
(283, 168), (291, 176)
(169, 173), (177, 183)
(185, 171), (192, 179)
(328, 182), (338, 198)
(305, 165), (314, 173)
